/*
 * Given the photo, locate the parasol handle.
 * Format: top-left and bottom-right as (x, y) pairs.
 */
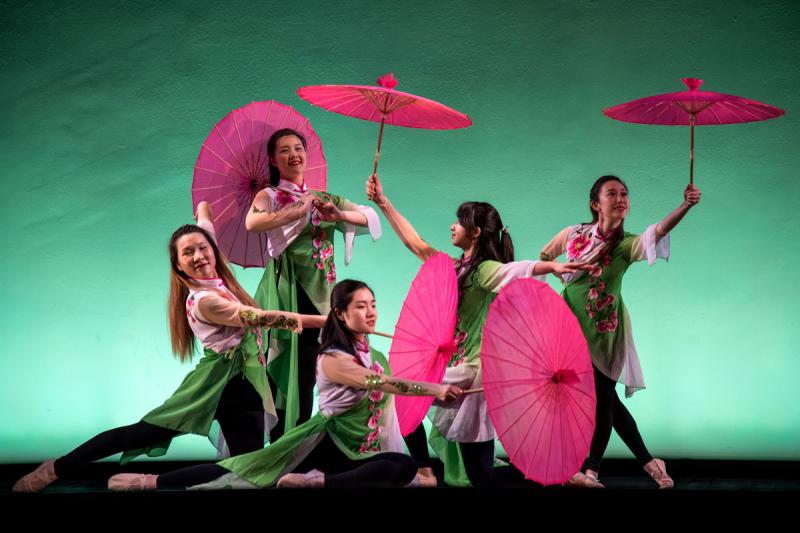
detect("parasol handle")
(462, 387), (483, 394)
(372, 330), (393, 339)
(372, 115), (387, 176)
(689, 114), (696, 186)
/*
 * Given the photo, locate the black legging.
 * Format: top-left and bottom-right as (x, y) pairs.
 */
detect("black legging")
(404, 423), (432, 468)
(53, 374), (265, 478)
(404, 424), (535, 488)
(158, 433), (417, 489)
(586, 365), (653, 472)
(269, 284), (322, 442)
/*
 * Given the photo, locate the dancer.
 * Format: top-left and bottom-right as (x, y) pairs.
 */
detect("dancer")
(246, 128), (381, 439)
(539, 175), (701, 488)
(108, 279), (462, 490)
(13, 202), (319, 493)
(366, 174), (582, 487)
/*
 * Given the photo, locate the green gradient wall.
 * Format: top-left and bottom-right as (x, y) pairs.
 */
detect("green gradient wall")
(1, 0), (798, 462)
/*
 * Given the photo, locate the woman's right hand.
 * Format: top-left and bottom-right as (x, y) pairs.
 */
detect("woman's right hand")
(436, 384), (464, 403)
(366, 174), (386, 206)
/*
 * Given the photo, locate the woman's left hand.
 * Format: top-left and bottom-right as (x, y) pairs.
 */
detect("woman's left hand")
(684, 184), (701, 206)
(314, 193), (343, 222)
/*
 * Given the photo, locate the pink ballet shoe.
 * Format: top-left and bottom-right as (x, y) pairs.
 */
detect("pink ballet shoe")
(107, 473), (159, 492)
(12, 459), (58, 493)
(563, 471), (605, 489)
(407, 471), (438, 488)
(276, 469), (325, 489)
(643, 458), (674, 489)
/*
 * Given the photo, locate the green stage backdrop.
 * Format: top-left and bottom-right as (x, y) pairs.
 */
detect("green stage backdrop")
(1, 0), (798, 462)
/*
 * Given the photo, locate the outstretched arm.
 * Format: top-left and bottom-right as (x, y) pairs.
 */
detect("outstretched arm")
(655, 184), (702, 240)
(320, 353), (462, 401)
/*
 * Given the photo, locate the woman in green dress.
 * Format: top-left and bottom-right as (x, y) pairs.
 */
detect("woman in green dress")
(246, 128), (382, 440)
(107, 279), (463, 490)
(365, 174), (582, 487)
(12, 202), (318, 493)
(539, 175), (701, 489)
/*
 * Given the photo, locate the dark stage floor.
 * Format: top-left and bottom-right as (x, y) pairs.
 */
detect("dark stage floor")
(3, 458), (797, 523)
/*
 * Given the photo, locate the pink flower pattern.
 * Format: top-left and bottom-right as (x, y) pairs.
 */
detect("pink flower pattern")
(368, 390), (384, 403)
(308, 197), (336, 285)
(274, 190), (295, 211)
(584, 239), (618, 334)
(567, 234), (593, 260)
(367, 416), (379, 429)
(253, 327), (267, 368)
(273, 184), (335, 283)
(360, 359), (387, 454)
(186, 296), (197, 323)
(448, 329), (469, 367)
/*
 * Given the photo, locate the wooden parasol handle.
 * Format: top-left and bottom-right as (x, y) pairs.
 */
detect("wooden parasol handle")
(689, 113), (696, 186)
(372, 115), (387, 176)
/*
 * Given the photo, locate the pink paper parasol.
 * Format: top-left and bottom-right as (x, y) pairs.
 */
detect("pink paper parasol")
(297, 73), (472, 175)
(389, 252), (459, 436)
(481, 278), (596, 486)
(604, 78), (785, 184)
(192, 100), (326, 267)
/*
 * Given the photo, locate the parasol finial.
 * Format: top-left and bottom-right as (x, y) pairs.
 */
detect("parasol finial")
(552, 369), (579, 385)
(681, 78), (703, 91)
(377, 72), (398, 90)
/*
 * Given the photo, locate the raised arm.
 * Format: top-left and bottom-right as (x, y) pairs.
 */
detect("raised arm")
(655, 184), (701, 240)
(366, 174), (437, 262)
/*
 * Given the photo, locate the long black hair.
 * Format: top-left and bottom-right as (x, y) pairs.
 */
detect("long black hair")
(455, 201), (514, 294)
(267, 128), (307, 187)
(319, 279), (374, 359)
(583, 175), (628, 263)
